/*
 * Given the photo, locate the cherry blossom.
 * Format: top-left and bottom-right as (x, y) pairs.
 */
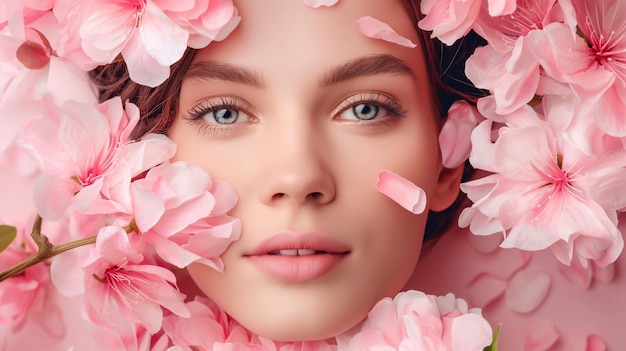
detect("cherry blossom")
(80, 226), (190, 334)
(473, 0), (564, 52)
(53, 0), (187, 86)
(154, 0), (240, 48)
(0, 226), (51, 329)
(22, 97), (142, 220)
(459, 97), (626, 266)
(537, 0), (626, 136)
(88, 160), (241, 270)
(336, 290), (493, 350)
(418, 0), (483, 45)
(465, 31), (543, 115)
(53, 0), (238, 86)
(161, 296), (264, 350)
(0, 0), (55, 34)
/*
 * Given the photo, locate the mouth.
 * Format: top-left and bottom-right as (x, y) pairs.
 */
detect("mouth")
(266, 249), (342, 256)
(245, 231), (351, 281)
(244, 231), (351, 257)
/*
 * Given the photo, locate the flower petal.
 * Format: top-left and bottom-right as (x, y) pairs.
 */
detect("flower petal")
(376, 170), (427, 215)
(356, 16), (417, 48)
(505, 270), (551, 314)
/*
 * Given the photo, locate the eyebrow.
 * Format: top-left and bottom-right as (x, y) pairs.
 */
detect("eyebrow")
(183, 54), (415, 88)
(184, 61), (265, 88)
(320, 54), (415, 86)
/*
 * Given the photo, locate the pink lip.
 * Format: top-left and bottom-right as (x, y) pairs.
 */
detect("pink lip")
(244, 232), (350, 282)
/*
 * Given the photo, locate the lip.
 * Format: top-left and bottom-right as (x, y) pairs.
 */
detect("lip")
(244, 231), (350, 282)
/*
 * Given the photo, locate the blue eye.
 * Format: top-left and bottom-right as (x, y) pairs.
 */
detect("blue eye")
(185, 97), (253, 126)
(349, 103), (379, 120)
(208, 108), (240, 124)
(340, 102), (386, 121)
(336, 92), (407, 123)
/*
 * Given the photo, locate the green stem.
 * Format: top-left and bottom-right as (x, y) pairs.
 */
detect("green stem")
(0, 215), (97, 282)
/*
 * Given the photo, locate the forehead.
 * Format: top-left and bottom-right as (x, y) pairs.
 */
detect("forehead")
(191, 0), (424, 78)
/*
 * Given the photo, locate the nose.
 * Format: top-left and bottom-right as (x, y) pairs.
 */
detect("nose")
(257, 122), (336, 207)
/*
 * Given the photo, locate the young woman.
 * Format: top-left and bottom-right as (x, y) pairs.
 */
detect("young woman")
(92, 0), (469, 342)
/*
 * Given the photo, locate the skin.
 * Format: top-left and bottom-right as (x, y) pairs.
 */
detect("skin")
(168, 0), (463, 341)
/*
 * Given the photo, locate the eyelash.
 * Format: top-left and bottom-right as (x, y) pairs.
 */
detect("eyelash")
(335, 92), (408, 126)
(182, 97), (253, 136)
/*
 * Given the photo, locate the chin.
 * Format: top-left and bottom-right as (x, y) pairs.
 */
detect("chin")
(233, 305), (370, 342)
(247, 321), (356, 342)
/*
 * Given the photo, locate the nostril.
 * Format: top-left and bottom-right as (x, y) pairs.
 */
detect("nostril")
(308, 192), (323, 199)
(271, 193), (286, 201)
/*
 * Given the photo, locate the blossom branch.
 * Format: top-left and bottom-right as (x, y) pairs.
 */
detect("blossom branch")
(0, 215), (97, 282)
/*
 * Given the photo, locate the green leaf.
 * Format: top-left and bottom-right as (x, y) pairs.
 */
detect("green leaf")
(483, 324), (501, 351)
(0, 225), (17, 254)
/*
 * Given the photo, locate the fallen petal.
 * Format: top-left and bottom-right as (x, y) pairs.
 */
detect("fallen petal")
(376, 170), (426, 215)
(586, 334), (607, 351)
(524, 319), (559, 351)
(356, 16), (417, 48)
(505, 270), (551, 314)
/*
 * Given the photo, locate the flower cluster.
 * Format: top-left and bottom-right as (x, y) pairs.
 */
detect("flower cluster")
(157, 291), (494, 351)
(433, 0), (626, 268)
(0, 0), (242, 347)
(2, 0), (240, 87)
(336, 291), (494, 351)
(11, 0), (625, 349)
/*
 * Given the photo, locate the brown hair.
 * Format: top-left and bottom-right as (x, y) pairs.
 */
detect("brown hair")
(399, 0), (485, 243)
(89, 0), (484, 243)
(90, 49), (198, 140)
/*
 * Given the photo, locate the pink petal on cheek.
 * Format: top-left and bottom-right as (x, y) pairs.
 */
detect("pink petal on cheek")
(356, 16), (417, 48)
(303, 0), (339, 8)
(376, 170), (427, 215)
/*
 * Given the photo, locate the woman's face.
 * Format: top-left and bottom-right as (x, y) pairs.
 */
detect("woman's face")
(168, 0), (460, 341)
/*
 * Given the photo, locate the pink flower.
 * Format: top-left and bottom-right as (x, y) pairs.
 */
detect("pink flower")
(0, 226), (50, 329)
(129, 161), (241, 270)
(81, 226), (190, 334)
(54, 0), (188, 86)
(162, 297), (334, 351)
(459, 96), (626, 266)
(15, 26), (53, 70)
(439, 100), (483, 168)
(418, 0), (482, 46)
(274, 341), (336, 351)
(473, 0), (565, 52)
(53, 0), (239, 86)
(71, 158), (240, 270)
(465, 30), (542, 115)
(24, 96), (142, 220)
(154, 0), (240, 48)
(162, 296), (261, 350)
(0, 0), (55, 32)
(540, 0), (626, 136)
(336, 290), (493, 351)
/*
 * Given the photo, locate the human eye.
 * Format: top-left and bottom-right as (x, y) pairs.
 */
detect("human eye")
(182, 96), (255, 134)
(335, 92), (408, 124)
